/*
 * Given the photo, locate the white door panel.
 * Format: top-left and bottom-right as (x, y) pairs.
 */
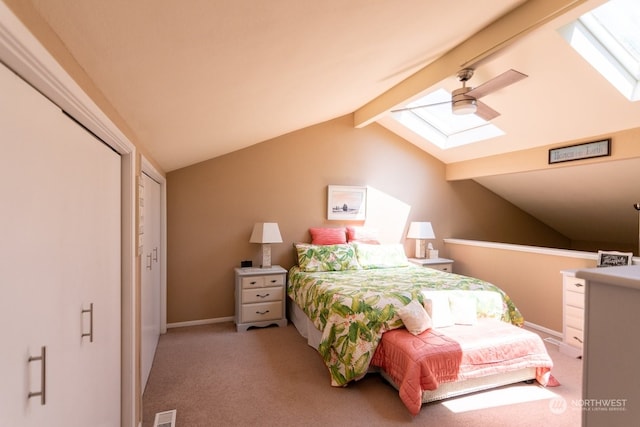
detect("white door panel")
(0, 61), (121, 426)
(141, 172), (162, 392)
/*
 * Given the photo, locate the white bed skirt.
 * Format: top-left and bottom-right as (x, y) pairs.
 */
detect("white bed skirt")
(288, 297), (322, 349)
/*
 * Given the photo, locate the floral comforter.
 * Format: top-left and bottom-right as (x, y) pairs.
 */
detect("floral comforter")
(287, 264), (524, 386)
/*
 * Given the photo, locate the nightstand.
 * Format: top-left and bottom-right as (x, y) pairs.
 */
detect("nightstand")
(408, 257), (454, 273)
(234, 265), (288, 332)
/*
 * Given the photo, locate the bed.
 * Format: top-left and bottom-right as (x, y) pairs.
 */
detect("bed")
(287, 235), (554, 414)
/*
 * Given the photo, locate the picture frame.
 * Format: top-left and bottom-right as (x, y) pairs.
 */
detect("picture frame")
(596, 250), (633, 267)
(548, 139), (611, 164)
(327, 185), (367, 220)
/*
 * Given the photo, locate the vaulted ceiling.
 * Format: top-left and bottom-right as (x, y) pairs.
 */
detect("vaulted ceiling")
(9, 0), (640, 251)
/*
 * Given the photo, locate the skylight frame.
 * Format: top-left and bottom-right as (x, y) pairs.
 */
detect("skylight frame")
(559, 0), (640, 102)
(391, 88), (504, 150)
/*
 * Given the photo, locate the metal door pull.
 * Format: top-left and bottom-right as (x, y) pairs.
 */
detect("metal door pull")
(27, 346), (46, 405)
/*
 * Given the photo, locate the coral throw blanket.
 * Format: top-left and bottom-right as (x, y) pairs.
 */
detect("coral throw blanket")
(371, 318), (554, 415)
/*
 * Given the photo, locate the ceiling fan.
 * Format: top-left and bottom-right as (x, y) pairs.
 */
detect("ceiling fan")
(393, 68), (528, 121)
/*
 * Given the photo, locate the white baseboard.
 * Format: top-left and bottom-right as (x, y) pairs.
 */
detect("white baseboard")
(167, 316), (234, 329)
(523, 321), (562, 338)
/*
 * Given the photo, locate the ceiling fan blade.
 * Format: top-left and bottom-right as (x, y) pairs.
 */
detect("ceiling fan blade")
(475, 101), (500, 121)
(391, 100), (451, 113)
(467, 69), (527, 99)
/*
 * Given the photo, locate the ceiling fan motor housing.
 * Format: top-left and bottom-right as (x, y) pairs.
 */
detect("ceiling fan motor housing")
(452, 86), (477, 115)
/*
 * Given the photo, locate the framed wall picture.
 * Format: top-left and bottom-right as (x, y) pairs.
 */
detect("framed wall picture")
(327, 185), (367, 220)
(597, 250), (633, 267)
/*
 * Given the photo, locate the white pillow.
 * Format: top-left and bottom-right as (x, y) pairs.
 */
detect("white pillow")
(397, 300), (432, 335)
(449, 293), (478, 325)
(353, 243), (409, 269)
(421, 291), (454, 328)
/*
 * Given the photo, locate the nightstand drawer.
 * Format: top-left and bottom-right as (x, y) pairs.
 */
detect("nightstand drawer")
(241, 301), (282, 323)
(428, 264), (452, 272)
(241, 286), (283, 303)
(241, 275), (285, 289)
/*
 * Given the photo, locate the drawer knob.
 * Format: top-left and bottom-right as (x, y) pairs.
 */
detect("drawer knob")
(256, 310), (270, 315)
(250, 281), (257, 285)
(270, 279), (277, 283)
(573, 283), (584, 287)
(573, 336), (583, 344)
(256, 293), (270, 299)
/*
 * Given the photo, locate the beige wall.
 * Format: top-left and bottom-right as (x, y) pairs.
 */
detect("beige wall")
(167, 114), (569, 323)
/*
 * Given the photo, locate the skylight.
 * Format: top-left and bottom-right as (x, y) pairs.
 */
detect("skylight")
(559, 0), (640, 101)
(391, 88), (504, 149)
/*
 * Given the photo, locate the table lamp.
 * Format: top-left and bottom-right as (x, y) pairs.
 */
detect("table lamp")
(250, 222), (283, 268)
(407, 221), (435, 259)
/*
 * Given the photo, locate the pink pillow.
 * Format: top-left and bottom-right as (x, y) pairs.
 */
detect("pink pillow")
(346, 226), (380, 244)
(309, 227), (347, 245)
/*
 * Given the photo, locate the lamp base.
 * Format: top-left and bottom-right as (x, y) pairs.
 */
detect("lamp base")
(261, 243), (272, 268)
(414, 240), (426, 259)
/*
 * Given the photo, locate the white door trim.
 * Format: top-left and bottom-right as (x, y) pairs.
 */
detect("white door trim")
(0, 4), (138, 426)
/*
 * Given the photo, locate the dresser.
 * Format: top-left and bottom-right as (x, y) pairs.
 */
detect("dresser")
(409, 257), (454, 273)
(576, 265), (640, 427)
(234, 266), (288, 332)
(560, 269), (585, 358)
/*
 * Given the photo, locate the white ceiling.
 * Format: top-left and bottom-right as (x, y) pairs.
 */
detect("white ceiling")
(22, 0), (640, 250)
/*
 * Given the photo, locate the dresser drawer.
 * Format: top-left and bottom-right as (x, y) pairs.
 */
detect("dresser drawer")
(565, 312), (584, 330)
(565, 305), (584, 323)
(241, 286), (283, 304)
(566, 326), (584, 349)
(564, 277), (586, 294)
(565, 290), (584, 309)
(241, 301), (282, 323)
(241, 274), (285, 289)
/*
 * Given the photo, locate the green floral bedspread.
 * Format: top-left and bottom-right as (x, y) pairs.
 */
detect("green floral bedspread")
(287, 264), (524, 386)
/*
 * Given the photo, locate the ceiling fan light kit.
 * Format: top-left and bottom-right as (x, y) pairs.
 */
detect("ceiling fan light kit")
(451, 87), (477, 115)
(394, 67), (527, 121)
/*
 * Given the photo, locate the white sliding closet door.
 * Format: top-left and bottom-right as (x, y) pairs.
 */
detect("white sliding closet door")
(0, 61), (121, 427)
(141, 172), (162, 392)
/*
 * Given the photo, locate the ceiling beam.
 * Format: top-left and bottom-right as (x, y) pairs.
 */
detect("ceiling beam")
(353, 0), (591, 128)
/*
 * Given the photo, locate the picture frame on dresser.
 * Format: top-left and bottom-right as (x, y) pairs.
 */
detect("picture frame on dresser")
(596, 250), (633, 267)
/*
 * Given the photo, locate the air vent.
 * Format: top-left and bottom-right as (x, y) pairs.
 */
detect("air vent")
(153, 409), (177, 427)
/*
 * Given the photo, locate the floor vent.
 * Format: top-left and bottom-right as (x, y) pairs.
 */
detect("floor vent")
(153, 409), (177, 427)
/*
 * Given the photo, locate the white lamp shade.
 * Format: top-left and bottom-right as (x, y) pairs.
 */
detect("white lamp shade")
(249, 222), (283, 243)
(407, 222), (435, 239)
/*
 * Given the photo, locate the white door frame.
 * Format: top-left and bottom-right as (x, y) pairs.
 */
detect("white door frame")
(0, 5), (138, 426)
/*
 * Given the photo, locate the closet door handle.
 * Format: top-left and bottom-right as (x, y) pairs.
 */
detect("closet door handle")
(81, 303), (94, 343)
(28, 346), (46, 405)
(146, 253), (152, 270)
(153, 247), (158, 262)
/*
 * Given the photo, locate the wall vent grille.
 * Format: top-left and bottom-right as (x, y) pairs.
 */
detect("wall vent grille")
(153, 409), (177, 427)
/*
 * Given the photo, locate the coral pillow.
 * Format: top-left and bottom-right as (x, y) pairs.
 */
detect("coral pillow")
(309, 227), (347, 245)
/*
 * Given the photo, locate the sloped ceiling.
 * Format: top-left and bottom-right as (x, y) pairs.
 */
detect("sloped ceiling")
(14, 0), (640, 250)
